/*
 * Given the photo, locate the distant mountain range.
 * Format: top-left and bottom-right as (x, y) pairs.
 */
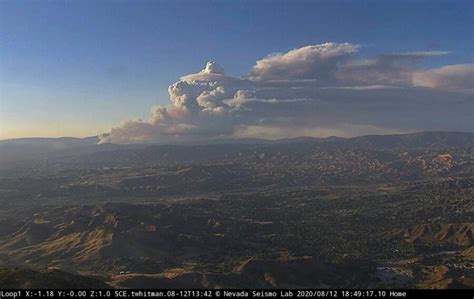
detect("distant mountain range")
(1, 130), (472, 183)
(1, 131), (472, 164)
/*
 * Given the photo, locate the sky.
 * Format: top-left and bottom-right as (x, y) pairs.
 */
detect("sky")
(1, 0), (473, 141)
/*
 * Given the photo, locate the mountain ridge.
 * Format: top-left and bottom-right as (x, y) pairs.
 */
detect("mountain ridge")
(2, 130), (472, 145)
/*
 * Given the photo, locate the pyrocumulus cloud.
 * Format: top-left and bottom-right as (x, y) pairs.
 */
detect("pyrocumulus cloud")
(99, 43), (474, 144)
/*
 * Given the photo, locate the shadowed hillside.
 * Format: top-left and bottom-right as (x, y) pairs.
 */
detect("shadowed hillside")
(0, 267), (109, 289)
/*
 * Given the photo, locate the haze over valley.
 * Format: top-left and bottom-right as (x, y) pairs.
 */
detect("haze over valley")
(1, 0), (473, 290)
(0, 132), (473, 288)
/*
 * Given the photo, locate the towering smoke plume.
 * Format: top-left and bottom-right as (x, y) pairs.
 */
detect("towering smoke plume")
(99, 42), (474, 144)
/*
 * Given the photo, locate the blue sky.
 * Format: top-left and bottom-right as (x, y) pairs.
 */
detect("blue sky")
(1, 0), (473, 139)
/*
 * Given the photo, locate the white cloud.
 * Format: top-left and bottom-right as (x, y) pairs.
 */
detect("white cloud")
(99, 43), (474, 144)
(413, 64), (474, 91)
(248, 42), (358, 82)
